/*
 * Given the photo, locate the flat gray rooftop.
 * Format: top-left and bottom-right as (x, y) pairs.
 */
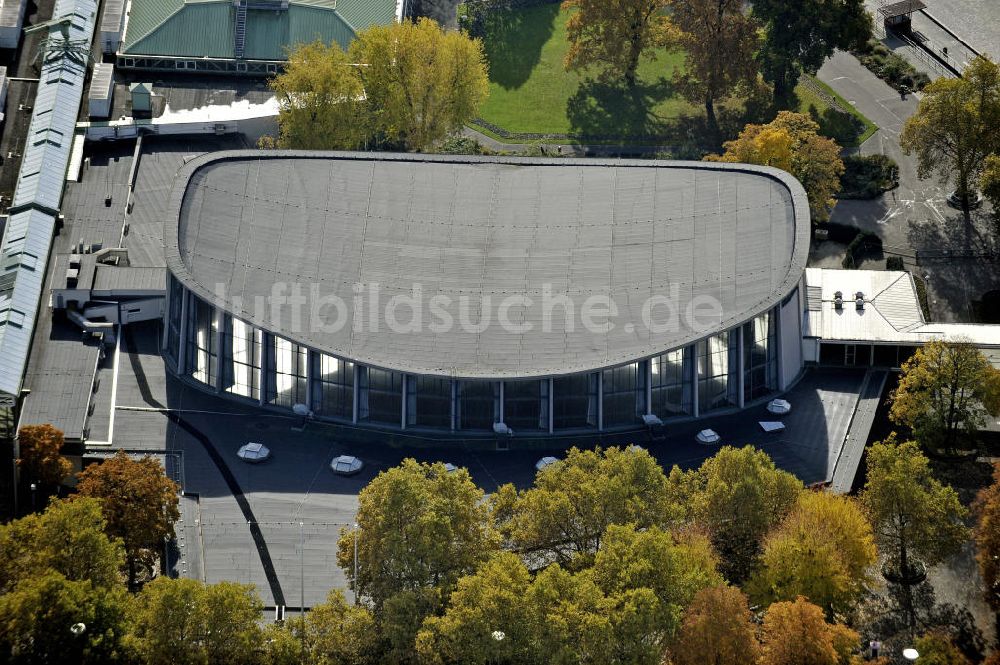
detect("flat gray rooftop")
(169, 152), (810, 379)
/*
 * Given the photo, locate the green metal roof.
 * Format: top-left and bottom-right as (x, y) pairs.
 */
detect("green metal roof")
(122, 0), (395, 60)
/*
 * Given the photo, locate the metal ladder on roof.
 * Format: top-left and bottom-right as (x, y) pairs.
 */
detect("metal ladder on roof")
(234, 0), (247, 59)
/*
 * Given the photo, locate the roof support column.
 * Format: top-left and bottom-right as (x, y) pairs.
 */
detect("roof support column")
(214, 307), (224, 393)
(176, 288), (189, 376)
(498, 381), (504, 426)
(352, 366), (359, 424)
(737, 325), (745, 409)
(258, 331), (269, 407)
(645, 359), (652, 416)
(401, 374), (408, 429)
(775, 302), (785, 390)
(450, 380), (457, 432)
(548, 378), (554, 434)
(692, 344), (699, 419)
(597, 371), (603, 431)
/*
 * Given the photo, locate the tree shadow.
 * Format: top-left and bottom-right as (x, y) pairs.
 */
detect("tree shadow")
(483, 3), (560, 90)
(857, 581), (986, 663)
(807, 104), (866, 148)
(565, 77), (677, 142)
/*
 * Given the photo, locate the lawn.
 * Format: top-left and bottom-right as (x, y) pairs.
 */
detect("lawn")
(474, 3), (878, 148)
(477, 3), (695, 141)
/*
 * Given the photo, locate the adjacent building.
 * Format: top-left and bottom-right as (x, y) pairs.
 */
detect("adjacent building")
(117, 0), (403, 75)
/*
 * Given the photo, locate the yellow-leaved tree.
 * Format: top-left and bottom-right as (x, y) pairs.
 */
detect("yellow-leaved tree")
(707, 111), (844, 224)
(562, 0), (674, 87)
(270, 19), (489, 152)
(890, 339), (1000, 454)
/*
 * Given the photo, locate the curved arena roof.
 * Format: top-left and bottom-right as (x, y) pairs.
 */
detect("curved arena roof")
(166, 152), (810, 379)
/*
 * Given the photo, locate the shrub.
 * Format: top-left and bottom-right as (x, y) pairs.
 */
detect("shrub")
(886, 256), (905, 271)
(842, 230), (883, 269)
(839, 154), (900, 199)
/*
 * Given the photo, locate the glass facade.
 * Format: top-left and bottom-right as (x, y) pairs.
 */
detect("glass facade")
(504, 380), (548, 431)
(268, 335), (308, 408)
(697, 332), (738, 413)
(359, 367), (403, 425)
(312, 353), (354, 419)
(743, 311), (778, 403)
(602, 362), (645, 427)
(185, 293), (216, 386)
(553, 373), (598, 429)
(408, 376), (452, 429)
(458, 381), (499, 430)
(651, 348), (692, 417)
(168, 285), (788, 434)
(222, 315), (262, 400)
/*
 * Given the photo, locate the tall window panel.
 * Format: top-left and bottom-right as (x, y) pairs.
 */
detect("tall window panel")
(697, 332), (738, 412)
(166, 276), (184, 364)
(408, 376), (452, 429)
(222, 315), (262, 400)
(185, 293), (216, 387)
(553, 373), (598, 430)
(651, 348), (693, 417)
(743, 310), (777, 403)
(359, 367), (403, 425)
(268, 335), (307, 408)
(503, 380), (548, 431)
(458, 381), (499, 430)
(313, 353), (354, 419)
(602, 362), (645, 427)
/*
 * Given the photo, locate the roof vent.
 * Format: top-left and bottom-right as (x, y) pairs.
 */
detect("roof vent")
(834, 290), (843, 310)
(855, 292), (865, 310)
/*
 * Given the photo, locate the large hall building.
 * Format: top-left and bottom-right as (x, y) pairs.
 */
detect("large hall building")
(161, 152), (811, 434)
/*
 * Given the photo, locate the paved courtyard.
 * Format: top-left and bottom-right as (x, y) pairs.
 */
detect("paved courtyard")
(93, 323), (871, 610)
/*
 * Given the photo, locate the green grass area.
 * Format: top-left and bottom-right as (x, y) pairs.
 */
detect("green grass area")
(477, 4), (694, 141)
(795, 76), (878, 148)
(474, 3), (878, 147)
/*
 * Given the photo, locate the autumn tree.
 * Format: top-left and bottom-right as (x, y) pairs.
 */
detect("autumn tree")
(667, 585), (759, 665)
(974, 463), (1000, 613)
(16, 424), (71, 488)
(304, 590), (384, 665)
(666, 445), (802, 583)
(591, 524), (722, 658)
(268, 40), (369, 150)
(749, 490), (877, 617)
(901, 55), (1000, 225)
(0, 570), (129, 665)
(860, 436), (968, 628)
(500, 445), (675, 567)
(415, 552), (538, 665)
(759, 597), (859, 665)
(338, 459), (497, 615)
(0, 499), (128, 664)
(982, 154), (1000, 236)
(890, 339), (1000, 454)
(419, 524), (719, 665)
(0, 498), (123, 595)
(127, 578), (263, 665)
(669, 0), (759, 132)
(707, 111), (845, 224)
(349, 18), (489, 150)
(75, 451), (180, 589)
(752, 0), (870, 100)
(562, 0), (672, 87)
(914, 631), (972, 665)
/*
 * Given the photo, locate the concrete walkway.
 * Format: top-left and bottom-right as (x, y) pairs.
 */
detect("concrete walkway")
(818, 50), (999, 322)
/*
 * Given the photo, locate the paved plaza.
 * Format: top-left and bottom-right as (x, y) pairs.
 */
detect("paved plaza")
(95, 323), (872, 609)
